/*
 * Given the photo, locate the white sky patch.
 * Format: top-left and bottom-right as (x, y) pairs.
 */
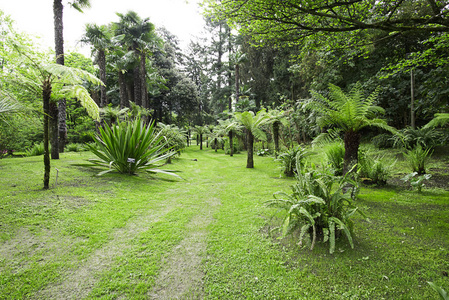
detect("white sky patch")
(0, 0), (206, 56)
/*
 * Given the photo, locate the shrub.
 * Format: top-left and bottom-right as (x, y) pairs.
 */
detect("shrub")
(25, 142), (46, 157)
(372, 133), (394, 149)
(85, 118), (180, 177)
(323, 142), (345, 175)
(357, 149), (394, 185)
(267, 164), (362, 254)
(65, 143), (85, 152)
(157, 123), (187, 161)
(224, 138), (241, 155)
(256, 148), (271, 156)
(393, 127), (443, 149)
(276, 146), (309, 177)
(403, 145), (433, 175)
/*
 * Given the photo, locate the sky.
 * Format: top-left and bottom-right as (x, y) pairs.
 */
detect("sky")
(0, 0), (206, 56)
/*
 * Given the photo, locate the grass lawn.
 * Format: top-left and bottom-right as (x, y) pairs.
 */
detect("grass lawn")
(0, 145), (448, 299)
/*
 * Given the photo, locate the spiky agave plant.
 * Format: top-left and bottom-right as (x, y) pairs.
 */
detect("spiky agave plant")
(86, 118), (180, 178)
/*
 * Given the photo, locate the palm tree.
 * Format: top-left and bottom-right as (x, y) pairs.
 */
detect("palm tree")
(114, 11), (157, 109)
(107, 49), (136, 109)
(219, 118), (243, 156)
(193, 125), (208, 150)
(81, 23), (112, 108)
(53, 0), (91, 155)
(233, 109), (270, 168)
(267, 109), (289, 157)
(304, 83), (397, 174)
(12, 45), (102, 189)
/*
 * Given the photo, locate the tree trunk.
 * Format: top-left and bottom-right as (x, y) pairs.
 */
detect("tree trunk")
(43, 80), (52, 189)
(49, 101), (59, 159)
(133, 65), (141, 106)
(118, 71), (128, 108)
(246, 130), (254, 168)
(273, 121), (280, 157)
(229, 131), (234, 156)
(140, 51), (148, 109)
(58, 98), (67, 152)
(200, 134), (203, 150)
(343, 130), (361, 174)
(98, 50), (107, 107)
(53, 0), (64, 158)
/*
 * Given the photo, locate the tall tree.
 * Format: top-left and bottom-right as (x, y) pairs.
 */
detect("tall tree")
(304, 83), (398, 173)
(114, 11), (157, 109)
(233, 109), (269, 168)
(81, 24), (112, 108)
(53, 0), (91, 155)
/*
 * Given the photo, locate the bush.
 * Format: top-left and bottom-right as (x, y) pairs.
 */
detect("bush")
(323, 142), (345, 175)
(25, 142), (46, 157)
(85, 118), (180, 177)
(403, 145), (433, 175)
(357, 149), (394, 185)
(157, 123), (187, 162)
(393, 127), (443, 149)
(224, 138), (241, 155)
(65, 143), (85, 152)
(372, 133), (394, 149)
(276, 146), (309, 177)
(266, 164), (362, 254)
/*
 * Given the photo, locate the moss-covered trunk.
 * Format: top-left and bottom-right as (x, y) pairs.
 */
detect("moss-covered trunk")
(49, 100), (59, 159)
(246, 130), (254, 168)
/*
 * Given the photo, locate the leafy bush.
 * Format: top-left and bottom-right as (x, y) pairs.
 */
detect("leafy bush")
(276, 146), (309, 177)
(393, 127), (443, 149)
(401, 172), (432, 192)
(157, 123), (187, 161)
(323, 142), (345, 175)
(85, 118), (180, 177)
(267, 164), (361, 254)
(256, 148), (271, 156)
(25, 142), (46, 157)
(358, 149), (394, 185)
(65, 143), (85, 152)
(372, 133), (394, 149)
(403, 145), (433, 175)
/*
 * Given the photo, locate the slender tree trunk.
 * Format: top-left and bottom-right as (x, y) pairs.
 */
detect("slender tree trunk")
(43, 80), (52, 189)
(229, 131), (234, 156)
(98, 50), (107, 107)
(246, 130), (254, 168)
(200, 134), (203, 150)
(343, 130), (361, 174)
(58, 99), (67, 152)
(49, 101), (59, 159)
(273, 121), (280, 157)
(235, 63), (240, 103)
(54, 0), (64, 157)
(215, 138), (218, 152)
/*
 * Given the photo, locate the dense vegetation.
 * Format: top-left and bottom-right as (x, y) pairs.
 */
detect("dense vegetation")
(1, 0), (449, 298)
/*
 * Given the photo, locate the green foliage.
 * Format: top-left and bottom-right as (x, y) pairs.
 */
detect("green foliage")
(85, 118), (180, 177)
(357, 149), (394, 185)
(267, 164), (361, 254)
(372, 133), (395, 149)
(323, 142), (345, 176)
(25, 142), (45, 157)
(428, 282), (449, 300)
(393, 127), (443, 150)
(157, 123), (187, 159)
(403, 145), (433, 175)
(65, 143), (86, 152)
(276, 146), (310, 177)
(401, 172), (432, 193)
(424, 113), (449, 129)
(256, 149), (271, 156)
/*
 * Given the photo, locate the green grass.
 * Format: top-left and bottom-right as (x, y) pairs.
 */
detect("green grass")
(0, 145), (448, 299)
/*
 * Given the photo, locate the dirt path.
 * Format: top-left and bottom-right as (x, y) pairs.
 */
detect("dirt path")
(149, 195), (221, 299)
(33, 206), (173, 300)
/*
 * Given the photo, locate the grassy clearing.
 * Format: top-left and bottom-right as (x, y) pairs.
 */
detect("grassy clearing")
(0, 145), (448, 299)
